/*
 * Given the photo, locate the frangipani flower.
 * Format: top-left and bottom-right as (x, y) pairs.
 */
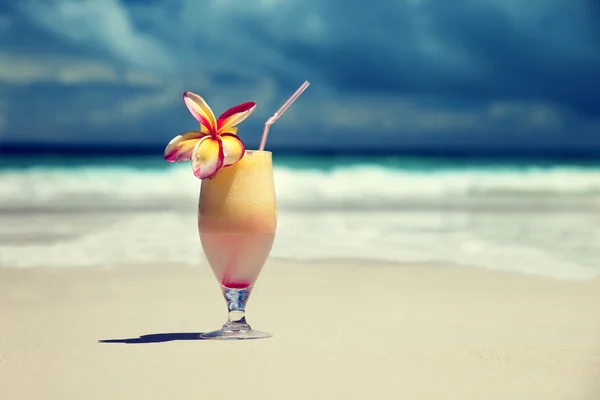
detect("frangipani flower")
(164, 92), (256, 179)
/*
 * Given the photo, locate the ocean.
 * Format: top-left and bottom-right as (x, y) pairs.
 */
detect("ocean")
(1, 154), (599, 280)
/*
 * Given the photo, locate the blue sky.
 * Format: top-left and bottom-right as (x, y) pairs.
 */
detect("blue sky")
(0, 0), (599, 153)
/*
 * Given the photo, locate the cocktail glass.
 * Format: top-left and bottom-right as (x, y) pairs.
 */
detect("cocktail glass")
(197, 150), (276, 340)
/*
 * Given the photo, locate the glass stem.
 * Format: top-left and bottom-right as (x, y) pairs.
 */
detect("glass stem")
(221, 286), (252, 332)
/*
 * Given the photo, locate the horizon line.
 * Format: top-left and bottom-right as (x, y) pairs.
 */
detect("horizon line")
(1, 142), (600, 161)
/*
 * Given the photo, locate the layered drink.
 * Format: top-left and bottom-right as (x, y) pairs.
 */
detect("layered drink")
(198, 150), (276, 289)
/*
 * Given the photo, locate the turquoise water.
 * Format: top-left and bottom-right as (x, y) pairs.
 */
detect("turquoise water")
(1, 154), (600, 210)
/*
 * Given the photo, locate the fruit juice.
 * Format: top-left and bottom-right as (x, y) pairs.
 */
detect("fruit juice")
(198, 150), (277, 289)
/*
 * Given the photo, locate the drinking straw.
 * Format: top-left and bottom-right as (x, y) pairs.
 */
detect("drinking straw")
(258, 81), (310, 151)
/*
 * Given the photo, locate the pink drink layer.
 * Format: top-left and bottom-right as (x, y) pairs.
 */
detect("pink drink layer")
(198, 151), (277, 289)
(200, 226), (275, 289)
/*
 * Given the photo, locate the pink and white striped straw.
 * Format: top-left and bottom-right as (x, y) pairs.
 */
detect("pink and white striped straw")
(258, 80), (310, 151)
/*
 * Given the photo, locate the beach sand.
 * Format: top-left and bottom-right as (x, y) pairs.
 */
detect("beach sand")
(1, 260), (599, 400)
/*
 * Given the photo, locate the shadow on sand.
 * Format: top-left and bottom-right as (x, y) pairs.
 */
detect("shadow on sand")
(99, 332), (205, 344)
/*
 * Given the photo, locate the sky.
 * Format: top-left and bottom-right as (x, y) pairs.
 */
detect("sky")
(0, 0), (599, 154)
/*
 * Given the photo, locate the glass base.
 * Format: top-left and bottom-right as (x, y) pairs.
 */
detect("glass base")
(200, 324), (272, 340)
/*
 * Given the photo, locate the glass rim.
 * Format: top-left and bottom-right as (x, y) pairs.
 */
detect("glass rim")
(245, 150), (272, 155)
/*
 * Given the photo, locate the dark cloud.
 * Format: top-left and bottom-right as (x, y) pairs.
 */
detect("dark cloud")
(0, 0), (598, 153)
(257, 0), (600, 115)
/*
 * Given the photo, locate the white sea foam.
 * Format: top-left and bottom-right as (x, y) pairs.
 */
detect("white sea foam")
(0, 164), (599, 211)
(0, 209), (598, 280)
